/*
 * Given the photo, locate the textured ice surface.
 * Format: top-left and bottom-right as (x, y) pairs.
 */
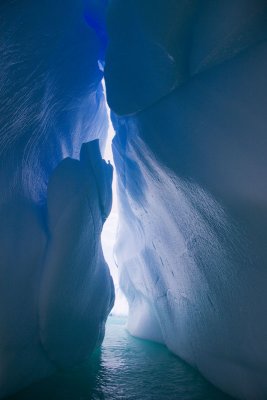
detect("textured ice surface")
(2, 0), (267, 399)
(0, 0), (109, 205)
(106, 1), (267, 399)
(0, 1), (114, 398)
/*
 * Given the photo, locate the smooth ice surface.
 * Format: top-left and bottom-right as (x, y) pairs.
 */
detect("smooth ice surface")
(39, 141), (114, 368)
(0, 141), (114, 399)
(0, 2), (114, 398)
(106, 1), (267, 399)
(105, 0), (198, 115)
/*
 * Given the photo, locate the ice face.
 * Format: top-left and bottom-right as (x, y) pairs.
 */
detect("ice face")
(0, 0), (107, 205)
(106, 1), (267, 399)
(0, 2), (114, 398)
(39, 140), (114, 368)
(2, 1), (267, 399)
(0, 141), (114, 398)
(105, 0), (198, 115)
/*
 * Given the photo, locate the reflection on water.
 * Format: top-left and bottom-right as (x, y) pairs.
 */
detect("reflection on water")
(9, 316), (233, 400)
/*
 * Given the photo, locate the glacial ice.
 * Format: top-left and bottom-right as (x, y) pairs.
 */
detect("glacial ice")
(0, 1), (114, 398)
(40, 140), (114, 368)
(1, 0), (267, 399)
(106, 1), (267, 399)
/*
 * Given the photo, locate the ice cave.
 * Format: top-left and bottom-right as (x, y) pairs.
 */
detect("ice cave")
(1, 1), (267, 399)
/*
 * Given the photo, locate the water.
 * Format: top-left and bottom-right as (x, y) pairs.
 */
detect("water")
(9, 316), (233, 400)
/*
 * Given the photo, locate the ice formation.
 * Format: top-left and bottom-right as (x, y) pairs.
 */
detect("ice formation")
(106, 1), (267, 399)
(0, 1), (114, 398)
(1, 1), (267, 399)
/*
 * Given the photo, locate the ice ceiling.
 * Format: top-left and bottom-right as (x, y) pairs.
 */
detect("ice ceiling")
(1, 1), (267, 399)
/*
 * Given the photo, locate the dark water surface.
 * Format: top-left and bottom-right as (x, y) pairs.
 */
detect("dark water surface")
(9, 316), (233, 400)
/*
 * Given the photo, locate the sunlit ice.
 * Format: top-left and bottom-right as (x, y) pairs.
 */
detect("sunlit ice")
(101, 81), (129, 317)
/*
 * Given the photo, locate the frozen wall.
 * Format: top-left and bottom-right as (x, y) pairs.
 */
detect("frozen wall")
(2, 0), (267, 399)
(106, 1), (267, 399)
(0, 1), (114, 398)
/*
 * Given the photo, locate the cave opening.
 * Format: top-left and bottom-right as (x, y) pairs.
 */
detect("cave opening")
(101, 83), (128, 317)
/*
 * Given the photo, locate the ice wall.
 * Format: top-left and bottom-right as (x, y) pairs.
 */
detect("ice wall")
(106, 1), (267, 399)
(0, 1), (114, 398)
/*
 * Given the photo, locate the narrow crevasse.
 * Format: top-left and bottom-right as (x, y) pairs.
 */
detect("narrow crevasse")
(1, 1), (267, 399)
(101, 92), (129, 317)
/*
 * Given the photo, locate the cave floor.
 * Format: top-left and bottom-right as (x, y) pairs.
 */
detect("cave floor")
(8, 316), (233, 400)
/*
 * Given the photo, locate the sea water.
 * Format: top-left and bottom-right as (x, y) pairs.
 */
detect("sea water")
(9, 316), (233, 400)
